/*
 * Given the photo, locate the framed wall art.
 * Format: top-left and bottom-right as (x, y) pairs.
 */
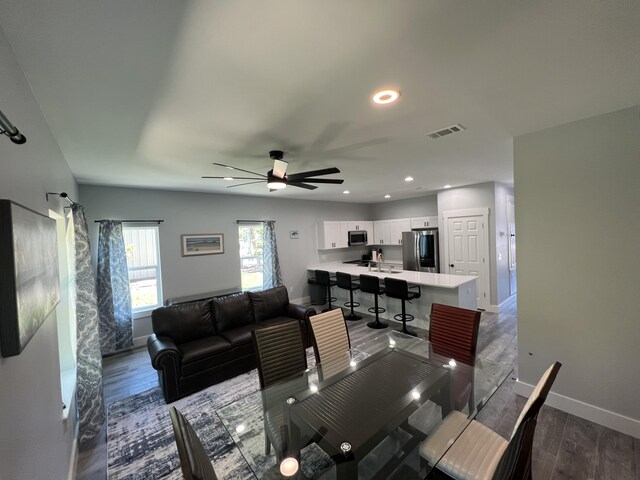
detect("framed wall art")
(0, 200), (60, 357)
(181, 233), (224, 256)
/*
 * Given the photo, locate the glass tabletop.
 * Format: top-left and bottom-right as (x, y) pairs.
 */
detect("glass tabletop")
(217, 331), (513, 479)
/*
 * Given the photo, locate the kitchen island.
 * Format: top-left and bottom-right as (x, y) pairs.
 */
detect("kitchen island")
(307, 262), (477, 331)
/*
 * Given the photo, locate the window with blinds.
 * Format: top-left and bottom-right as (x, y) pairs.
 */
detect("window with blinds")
(123, 225), (163, 311)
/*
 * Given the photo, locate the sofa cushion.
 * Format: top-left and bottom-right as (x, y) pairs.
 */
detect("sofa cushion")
(180, 336), (234, 377)
(219, 324), (255, 347)
(212, 293), (255, 332)
(258, 316), (298, 328)
(152, 300), (215, 344)
(249, 286), (289, 322)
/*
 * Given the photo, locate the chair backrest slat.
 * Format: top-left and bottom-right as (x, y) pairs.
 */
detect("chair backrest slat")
(252, 321), (308, 389)
(309, 309), (351, 366)
(429, 303), (481, 360)
(170, 407), (218, 480)
(491, 361), (562, 480)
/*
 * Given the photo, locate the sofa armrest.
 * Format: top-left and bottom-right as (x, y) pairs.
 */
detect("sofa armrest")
(147, 334), (183, 403)
(147, 334), (182, 369)
(285, 303), (316, 321)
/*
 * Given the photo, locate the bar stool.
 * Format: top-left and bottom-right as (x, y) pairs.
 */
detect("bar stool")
(359, 274), (388, 329)
(310, 270), (337, 311)
(336, 272), (361, 320)
(384, 277), (421, 337)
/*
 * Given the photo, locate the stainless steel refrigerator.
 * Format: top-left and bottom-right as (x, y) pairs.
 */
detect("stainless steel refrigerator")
(402, 229), (440, 273)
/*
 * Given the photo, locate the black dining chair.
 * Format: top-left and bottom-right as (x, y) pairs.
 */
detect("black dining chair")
(170, 407), (219, 480)
(335, 271), (362, 320)
(384, 277), (420, 337)
(420, 362), (562, 480)
(252, 321), (308, 460)
(359, 274), (388, 329)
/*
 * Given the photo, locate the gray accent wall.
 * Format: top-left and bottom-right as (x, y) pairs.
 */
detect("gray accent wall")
(514, 106), (640, 423)
(78, 185), (372, 336)
(437, 181), (514, 307)
(0, 25), (78, 480)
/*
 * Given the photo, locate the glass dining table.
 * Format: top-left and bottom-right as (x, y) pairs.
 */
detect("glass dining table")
(217, 331), (513, 479)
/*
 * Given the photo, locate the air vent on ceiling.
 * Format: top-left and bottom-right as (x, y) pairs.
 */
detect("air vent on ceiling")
(426, 123), (466, 139)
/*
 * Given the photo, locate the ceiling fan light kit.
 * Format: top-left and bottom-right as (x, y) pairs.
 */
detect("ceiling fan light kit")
(203, 150), (344, 192)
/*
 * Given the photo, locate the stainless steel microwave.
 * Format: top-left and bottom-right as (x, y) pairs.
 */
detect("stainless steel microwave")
(348, 230), (368, 246)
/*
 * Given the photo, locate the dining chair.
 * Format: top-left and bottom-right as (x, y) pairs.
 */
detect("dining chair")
(309, 309), (351, 380)
(169, 407), (219, 480)
(429, 303), (482, 411)
(252, 321), (308, 459)
(420, 361), (562, 480)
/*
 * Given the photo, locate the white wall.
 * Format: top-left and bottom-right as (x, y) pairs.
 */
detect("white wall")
(514, 106), (640, 435)
(493, 182), (514, 305)
(0, 25), (78, 480)
(78, 185), (372, 337)
(437, 181), (515, 307)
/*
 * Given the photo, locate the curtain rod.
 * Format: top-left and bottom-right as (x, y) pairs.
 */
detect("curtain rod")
(236, 220), (274, 224)
(94, 219), (164, 224)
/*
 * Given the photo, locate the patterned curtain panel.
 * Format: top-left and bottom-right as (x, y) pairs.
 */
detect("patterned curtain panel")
(262, 220), (284, 289)
(71, 204), (105, 447)
(97, 220), (134, 355)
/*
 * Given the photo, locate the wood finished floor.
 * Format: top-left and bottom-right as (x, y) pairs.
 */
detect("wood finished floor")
(76, 302), (639, 480)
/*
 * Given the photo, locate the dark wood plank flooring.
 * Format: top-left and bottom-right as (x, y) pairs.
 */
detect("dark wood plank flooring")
(76, 301), (638, 479)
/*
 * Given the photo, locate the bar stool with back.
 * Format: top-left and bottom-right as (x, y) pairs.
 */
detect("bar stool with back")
(309, 269), (337, 312)
(384, 277), (421, 337)
(358, 274), (388, 329)
(335, 271), (362, 320)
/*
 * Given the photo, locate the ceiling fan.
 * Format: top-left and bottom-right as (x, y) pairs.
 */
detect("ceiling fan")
(202, 150), (344, 191)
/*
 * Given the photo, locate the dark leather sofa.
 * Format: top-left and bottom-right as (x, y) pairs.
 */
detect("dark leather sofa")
(147, 286), (316, 403)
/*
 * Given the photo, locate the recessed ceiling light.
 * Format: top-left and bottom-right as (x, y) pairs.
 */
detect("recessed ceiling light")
(343, 190), (350, 194)
(404, 176), (414, 182)
(224, 177), (234, 181)
(443, 184), (452, 189)
(384, 194), (391, 199)
(372, 89), (400, 105)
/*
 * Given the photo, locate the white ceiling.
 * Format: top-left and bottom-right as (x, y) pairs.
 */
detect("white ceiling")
(1, 1), (639, 203)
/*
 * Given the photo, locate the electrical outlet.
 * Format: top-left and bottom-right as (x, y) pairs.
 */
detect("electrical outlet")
(288, 286), (294, 295)
(321, 254), (327, 261)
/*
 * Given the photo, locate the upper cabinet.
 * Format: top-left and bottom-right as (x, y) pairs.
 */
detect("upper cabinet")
(373, 220), (391, 245)
(388, 218), (411, 245)
(347, 221), (372, 232)
(410, 216), (439, 229)
(317, 221), (349, 249)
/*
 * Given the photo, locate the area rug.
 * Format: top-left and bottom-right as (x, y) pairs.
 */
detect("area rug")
(107, 369), (260, 479)
(107, 349), (334, 480)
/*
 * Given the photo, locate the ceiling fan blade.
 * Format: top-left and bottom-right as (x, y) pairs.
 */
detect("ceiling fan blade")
(292, 178), (344, 184)
(287, 182), (318, 190)
(212, 162), (267, 178)
(227, 181), (265, 188)
(272, 159), (288, 179)
(202, 176), (264, 180)
(286, 167), (340, 180)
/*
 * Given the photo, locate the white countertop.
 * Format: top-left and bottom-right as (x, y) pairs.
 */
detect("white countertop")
(308, 262), (477, 289)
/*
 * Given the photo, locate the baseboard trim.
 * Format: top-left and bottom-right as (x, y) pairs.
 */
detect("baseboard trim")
(133, 335), (150, 348)
(515, 380), (640, 439)
(486, 294), (517, 313)
(291, 296), (311, 305)
(67, 436), (78, 480)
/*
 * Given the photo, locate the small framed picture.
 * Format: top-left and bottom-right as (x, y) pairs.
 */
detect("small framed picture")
(181, 233), (224, 256)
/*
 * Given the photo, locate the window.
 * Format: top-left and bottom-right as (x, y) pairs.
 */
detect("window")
(123, 225), (163, 311)
(238, 223), (264, 291)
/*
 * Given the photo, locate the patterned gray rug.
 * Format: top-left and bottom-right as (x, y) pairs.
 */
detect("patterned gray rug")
(107, 369), (260, 480)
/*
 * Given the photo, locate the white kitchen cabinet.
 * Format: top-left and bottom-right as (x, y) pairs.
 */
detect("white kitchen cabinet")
(373, 220), (391, 245)
(347, 221), (370, 231)
(317, 221), (349, 249)
(410, 216), (439, 229)
(389, 218), (411, 245)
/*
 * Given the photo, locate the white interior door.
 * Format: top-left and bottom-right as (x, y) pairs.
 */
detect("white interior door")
(445, 213), (489, 310)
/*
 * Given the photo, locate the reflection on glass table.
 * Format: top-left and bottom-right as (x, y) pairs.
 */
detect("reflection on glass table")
(217, 330), (513, 479)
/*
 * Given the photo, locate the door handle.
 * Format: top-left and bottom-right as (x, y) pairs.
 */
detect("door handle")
(449, 264), (455, 268)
